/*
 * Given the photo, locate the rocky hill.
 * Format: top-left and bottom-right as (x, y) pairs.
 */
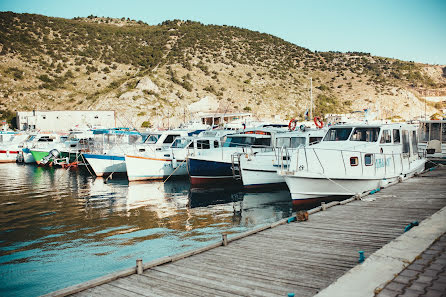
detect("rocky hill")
(1, 11), (445, 128)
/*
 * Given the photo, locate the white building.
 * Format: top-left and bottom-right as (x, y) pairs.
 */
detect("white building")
(16, 110), (116, 131)
(198, 112), (252, 126)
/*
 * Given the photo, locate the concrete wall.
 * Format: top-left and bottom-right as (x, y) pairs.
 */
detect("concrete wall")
(16, 111), (116, 131)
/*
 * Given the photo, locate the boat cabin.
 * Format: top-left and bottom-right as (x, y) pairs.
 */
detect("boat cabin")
(418, 120), (446, 159)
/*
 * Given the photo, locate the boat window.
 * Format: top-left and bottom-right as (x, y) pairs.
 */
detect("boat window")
(60, 136), (68, 142)
(27, 135), (36, 141)
(419, 123), (429, 142)
(364, 154), (373, 166)
(350, 157), (359, 166)
(224, 136), (253, 147)
(116, 134), (126, 144)
(323, 128), (352, 141)
(380, 130), (392, 143)
(350, 128), (380, 142)
(197, 140), (210, 149)
(253, 138), (271, 147)
(128, 135), (141, 144)
(393, 129), (401, 144)
(163, 134), (180, 144)
(309, 137), (322, 145)
(290, 137), (306, 148)
(411, 131), (418, 156)
(145, 134), (161, 143)
(276, 137), (291, 148)
(171, 138), (191, 148)
(214, 141), (219, 148)
(442, 123), (446, 143)
(431, 123), (441, 142)
(402, 130), (410, 154)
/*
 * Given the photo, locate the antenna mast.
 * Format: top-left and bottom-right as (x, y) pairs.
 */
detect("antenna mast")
(310, 77), (313, 119)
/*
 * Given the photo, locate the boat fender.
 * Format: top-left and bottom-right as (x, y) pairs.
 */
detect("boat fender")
(288, 293), (295, 297)
(287, 216), (297, 223)
(404, 221), (419, 232)
(299, 125), (306, 132)
(358, 251), (365, 263)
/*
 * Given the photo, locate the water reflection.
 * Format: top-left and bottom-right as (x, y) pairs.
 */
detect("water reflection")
(0, 164), (297, 297)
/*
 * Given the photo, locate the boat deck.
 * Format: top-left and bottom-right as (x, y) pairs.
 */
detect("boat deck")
(48, 166), (446, 297)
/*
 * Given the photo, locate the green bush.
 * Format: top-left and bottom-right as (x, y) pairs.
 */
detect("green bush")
(141, 120), (152, 128)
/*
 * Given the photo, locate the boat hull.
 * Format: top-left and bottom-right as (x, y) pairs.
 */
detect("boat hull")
(187, 157), (237, 186)
(83, 153), (126, 177)
(22, 148), (35, 163)
(284, 159), (425, 200)
(125, 155), (187, 182)
(30, 149), (80, 165)
(241, 168), (286, 188)
(0, 150), (20, 163)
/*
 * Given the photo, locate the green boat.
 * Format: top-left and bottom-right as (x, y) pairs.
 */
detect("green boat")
(30, 149), (82, 166)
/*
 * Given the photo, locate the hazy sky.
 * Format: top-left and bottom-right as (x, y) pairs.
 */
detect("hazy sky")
(1, 0), (445, 65)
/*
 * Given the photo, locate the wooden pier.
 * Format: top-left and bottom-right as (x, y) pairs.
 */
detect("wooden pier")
(48, 166), (446, 297)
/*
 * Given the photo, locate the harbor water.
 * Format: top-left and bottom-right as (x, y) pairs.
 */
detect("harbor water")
(0, 163), (297, 297)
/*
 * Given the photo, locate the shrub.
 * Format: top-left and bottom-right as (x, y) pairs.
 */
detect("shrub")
(141, 120), (152, 128)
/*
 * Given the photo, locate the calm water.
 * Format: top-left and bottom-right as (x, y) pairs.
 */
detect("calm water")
(0, 163), (297, 297)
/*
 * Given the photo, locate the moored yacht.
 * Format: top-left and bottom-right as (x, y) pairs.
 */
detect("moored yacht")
(125, 130), (232, 181)
(239, 127), (326, 188)
(84, 129), (203, 177)
(0, 131), (28, 163)
(280, 123), (426, 201)
(187, 127), (288, 186)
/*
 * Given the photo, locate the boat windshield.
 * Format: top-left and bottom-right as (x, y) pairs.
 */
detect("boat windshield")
(171, 138), (191, 148)
(323, 128), (353, 141)
(350, 128), (380, 142)
(145, 134), (161, 143)
(223, 136), (271, 147)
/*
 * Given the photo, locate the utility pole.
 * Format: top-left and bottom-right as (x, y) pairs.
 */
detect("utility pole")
(310, 77), (313, 119)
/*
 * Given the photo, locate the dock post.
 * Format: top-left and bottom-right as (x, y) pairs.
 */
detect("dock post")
(222, 233), (228, 246)
(136, 259), (143, 274)
(321, 202), (326, 211)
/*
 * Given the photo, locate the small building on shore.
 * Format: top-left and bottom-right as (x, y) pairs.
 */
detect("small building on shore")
(198, 112), (252, 126)
(16, 110), (116, 131)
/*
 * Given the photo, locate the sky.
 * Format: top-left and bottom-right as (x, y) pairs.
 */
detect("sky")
(1, 0), (445, 65)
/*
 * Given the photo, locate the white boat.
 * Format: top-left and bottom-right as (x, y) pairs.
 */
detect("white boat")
(125, 130), (232, 182)
(84, 129), (201, 177)
(0, 131), (29, 163)
(82, 129), (145, 177)
(239, 128), (326, 188)
(187, 127), (288, 186)
(418, 120), (446, 163)
(280, 123), (426, 200)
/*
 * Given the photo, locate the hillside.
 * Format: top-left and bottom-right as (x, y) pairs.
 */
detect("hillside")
(1, 11), (445, 128)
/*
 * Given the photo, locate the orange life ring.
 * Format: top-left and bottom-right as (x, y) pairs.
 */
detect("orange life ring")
(288, 119), (297, 131)
(314, 116), (324, 129)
